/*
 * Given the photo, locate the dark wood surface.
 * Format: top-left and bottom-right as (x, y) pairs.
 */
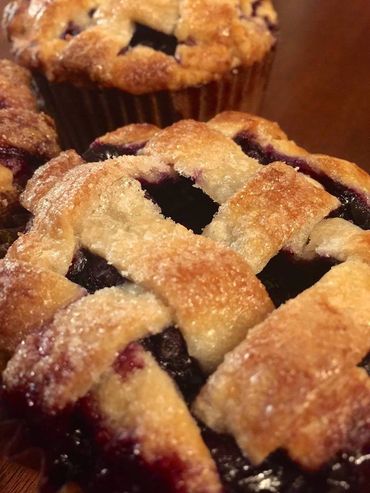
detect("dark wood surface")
(262, 0), (370, 171)
(0, 1), (369, 492)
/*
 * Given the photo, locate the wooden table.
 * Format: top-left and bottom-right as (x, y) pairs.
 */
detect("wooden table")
(0, 1), (369, 492)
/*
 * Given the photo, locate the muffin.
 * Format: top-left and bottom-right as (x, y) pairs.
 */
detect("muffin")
(0, 59), (60, 257)
(4, 0), (277, 151)
(0, 111), (369, 493)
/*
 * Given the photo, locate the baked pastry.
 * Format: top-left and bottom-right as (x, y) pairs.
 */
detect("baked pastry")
(4, 0), (277, 151)
(0, 111), (369, 493)
(0, 59), (60, 257)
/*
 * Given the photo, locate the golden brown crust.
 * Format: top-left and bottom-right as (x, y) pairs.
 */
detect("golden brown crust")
(142, 119), (261, 203)
(194, 260), (370, 467)
(4, 155), (273, 371)
(285, 367), (370, 470)
(0, 58), (36, 110)
(0, 107), (59, 158)
(4, 0), (277, 93)
(97, 123), (160, 147)
(21, 150), (85, 212)
(93, 349), (223, 493)
(303, 218), (370, 264)
(0, 258), (85, 352)
(209, 111), (370, 199)
(0, 59), (58, 194)
(204, 162), (339, 272)
(1, 110), (369, 481)
(4, 285), (172, 409)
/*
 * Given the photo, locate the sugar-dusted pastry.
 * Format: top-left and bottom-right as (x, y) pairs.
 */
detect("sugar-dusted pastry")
(1, 111), (369, 493)
(4, 0), (278, 150)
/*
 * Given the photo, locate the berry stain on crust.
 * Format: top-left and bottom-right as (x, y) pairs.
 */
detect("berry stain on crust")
(2, 365), (369, 493)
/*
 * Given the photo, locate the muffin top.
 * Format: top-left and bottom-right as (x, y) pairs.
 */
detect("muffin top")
(4, 0), (277, 94)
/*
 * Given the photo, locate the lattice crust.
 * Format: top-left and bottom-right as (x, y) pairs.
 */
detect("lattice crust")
(96, 114), (370, 263)
(203, 163), (339, 272)
(285, 367), (370, 470)
(0, 259), (84, 352)
(85, 346), (222, 492)
(209, 112), (370, 199)
(3, 156), (273, 369)
(302, 217), (370, 264)
(4, 285), (172, 410)
(194, 260), (370, 466)
(1, 111), (369, 485)
(4, 0), (277, 93)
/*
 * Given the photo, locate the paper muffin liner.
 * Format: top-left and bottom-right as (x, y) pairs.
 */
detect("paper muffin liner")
(33, 51), (274, 153)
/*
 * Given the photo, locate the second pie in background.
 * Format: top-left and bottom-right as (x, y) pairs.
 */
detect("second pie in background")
(3, 0), (277, 151)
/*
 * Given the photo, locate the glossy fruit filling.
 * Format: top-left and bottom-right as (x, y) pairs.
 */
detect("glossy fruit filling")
(140, 175), (219, 234)
(234, 132), (370, 229)
(2, 335), (369, 493)
(258, 251), (338, 307)
(2, 378), (186, 493)
(66, 249), (128, 294)
(141, 327), (206, 405)
(0, 146), (45, 186)
(0, 203), (31, 258)
(84, 141), (219, 233)
(203, 427), (370, 493)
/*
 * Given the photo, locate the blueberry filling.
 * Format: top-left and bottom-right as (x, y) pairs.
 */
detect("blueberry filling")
(358, 353), (370, 376)
(141, 327), (206, 404)
(258, 251), (338, 307)
(1, 390), (182, 493)
(234, 132), (370, 230)
(141, 174), (219, 234)
(0, 206), (31, 258)
(83, 141), (145, 162)
(129, 23), (178, 56)
(85, 144), (219, 233)
(66, 249), (128, 294)
(60, 21), (82, 40)
(0, 146), (47, 186)
(202, 427), (370, 493)
(2, 359), (369, 493)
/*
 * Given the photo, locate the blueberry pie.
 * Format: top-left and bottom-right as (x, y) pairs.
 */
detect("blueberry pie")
(0, 112), (369, 493)
(0, 59), (60, 257)
(4, 0), (278, 150)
